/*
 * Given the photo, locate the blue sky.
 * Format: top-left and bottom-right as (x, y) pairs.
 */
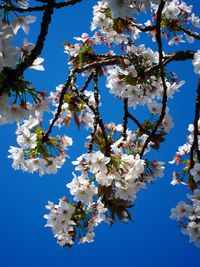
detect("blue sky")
(0, 1), (200, 266)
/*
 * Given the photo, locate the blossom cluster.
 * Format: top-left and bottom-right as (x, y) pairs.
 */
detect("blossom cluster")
(64, 1), (186, 118)
(49, 84), (96, 129)
(0, 20), (19, 72)
(171, 190), (200, 247)
(106, 44), (184, 109)
(0, 13), (37, 72)
(0, 90), (48, 125)
(0, 0), (200, 250)
(89, 0), (200, 47)
(7, 76), (98, 176)
(44, 123), (165, 246)
(8, 115), (72, 176)
(147, 0), (200, 45)
(45, 0), (199, 248)
(101, 0), (161, 19)
(170, 119), (200, 247)
(91, 1), (140, 45)
(44, 197), (107, 247)
(170, 119), (200, 187)
(0, 13), (47, 125)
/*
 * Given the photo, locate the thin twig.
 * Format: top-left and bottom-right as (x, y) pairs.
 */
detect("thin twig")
(42, 70), (73, 141)
(130, 20), (156, 32)
(88, 70), (99, 153)
(178, 24), (200, 41)
(127, 112), (147, 133)
(74, 57), (120, 74)
(72, 75), (111, 156)
(122, 98), (128, 140)
(80, 72), (94, 93)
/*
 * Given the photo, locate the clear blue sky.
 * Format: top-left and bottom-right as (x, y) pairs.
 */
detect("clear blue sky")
(0, 1), (200, 266)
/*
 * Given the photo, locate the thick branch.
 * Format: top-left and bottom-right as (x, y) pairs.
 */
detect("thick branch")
(0, 0), (82, 12)
(77, 51), (196, 81)
(190, 78), (200, 166)
(164, 50), (196, 64)
(15, 0), (54, 77)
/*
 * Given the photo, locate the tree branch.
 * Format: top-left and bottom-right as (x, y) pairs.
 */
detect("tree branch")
(190, 78), (200, 166)
(88, 70), (100, 153)
(178, 24), (200, 41)
(42, 70), (73, 142)
(122, 98), (128, 141)
(0, 0), (82, 12)
(140, 0), (167, 157)
(15, 0), (55, 77)
(127, 112), (147, 133)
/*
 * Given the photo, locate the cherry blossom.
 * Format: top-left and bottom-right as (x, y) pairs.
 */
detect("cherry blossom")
(0, 0), (200, 251)
(192, 50), (200, 75)
(12, 16), (36, 35)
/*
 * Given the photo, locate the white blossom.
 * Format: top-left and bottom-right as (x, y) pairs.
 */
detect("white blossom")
(67, 173), (97, 204)
(192, 50), (200, 75)
(12, 16), (36, 35)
